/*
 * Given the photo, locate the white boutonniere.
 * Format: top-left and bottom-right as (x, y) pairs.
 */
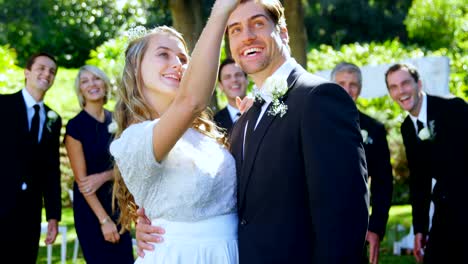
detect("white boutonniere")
(260, 75), (289, 117)
(361, 129), (373, 144)
(108, 120), (118, 134)
(46, 110), (58, 132)
(418, 120), (436, 141)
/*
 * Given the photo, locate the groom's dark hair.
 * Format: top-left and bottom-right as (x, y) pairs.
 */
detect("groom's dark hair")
(239, 0), (286, 29)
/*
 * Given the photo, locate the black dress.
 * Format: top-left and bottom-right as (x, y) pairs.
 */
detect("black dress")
(66, 110), (134, 263)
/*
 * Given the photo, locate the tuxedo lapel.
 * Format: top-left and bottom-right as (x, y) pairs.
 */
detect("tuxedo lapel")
(13, 91), (32, 142)
(426, 95), (439, 132)
(41, 105), (51, 144)
(238, 67), (303, 211)
(231, 114), (248, 176)
(238, 104), (277, 209)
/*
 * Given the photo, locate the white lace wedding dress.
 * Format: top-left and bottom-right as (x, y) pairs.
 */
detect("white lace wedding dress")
(110, 119), (238, 264)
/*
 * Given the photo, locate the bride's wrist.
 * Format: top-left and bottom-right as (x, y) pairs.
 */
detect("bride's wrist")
(100, 216), (112, 225)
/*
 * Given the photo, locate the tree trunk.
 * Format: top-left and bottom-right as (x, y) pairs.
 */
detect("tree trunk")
(170, 0), (220, 111)
(284, 0), (308, 69)
(169, 0), (203, 52)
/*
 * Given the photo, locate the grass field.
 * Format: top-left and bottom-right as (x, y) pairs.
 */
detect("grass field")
(37, 205), (417, 263)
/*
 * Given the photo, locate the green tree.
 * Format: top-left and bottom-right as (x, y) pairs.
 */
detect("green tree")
(304, 0), (411, 47)
(0, 0), (161, 67)
(405, 0), (468, 51)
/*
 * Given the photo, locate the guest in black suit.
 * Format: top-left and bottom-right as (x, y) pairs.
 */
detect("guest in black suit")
(214, 58), (248, 132)
(136, 1), (369, 263)
(0, 52), (62, 263)
(385, 63), (468, 264)
(332, 62), (393, 264)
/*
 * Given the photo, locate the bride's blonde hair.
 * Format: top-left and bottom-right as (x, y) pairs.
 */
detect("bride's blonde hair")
(112, 26), (228, 232)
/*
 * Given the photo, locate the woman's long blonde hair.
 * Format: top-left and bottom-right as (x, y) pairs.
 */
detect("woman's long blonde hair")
(112, 26), (228, 232)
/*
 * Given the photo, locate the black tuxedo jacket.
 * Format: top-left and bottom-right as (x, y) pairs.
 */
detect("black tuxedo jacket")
(401, 95), (468, 236)
(359, 111), (393, 239)
(214, 106), (234, 132)
(0, 90), (61, 224)
(230, 66), (369, 263)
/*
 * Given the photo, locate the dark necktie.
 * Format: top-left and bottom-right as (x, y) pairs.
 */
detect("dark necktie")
(416, 120), (424, 134)
(31, 104), (40, 144)
(234, 112), (241, 123)
(243, 98), (265, 159)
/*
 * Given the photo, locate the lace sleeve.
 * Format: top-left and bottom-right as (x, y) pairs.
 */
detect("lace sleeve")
(110, 120), (162, 207)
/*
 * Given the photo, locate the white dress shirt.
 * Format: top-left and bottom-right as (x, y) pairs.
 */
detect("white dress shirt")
(226, 104), (241, 123)
(409, 92), (428, 134)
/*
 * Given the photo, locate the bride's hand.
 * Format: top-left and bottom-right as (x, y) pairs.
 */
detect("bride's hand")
(212, 0), (240, 16)
(236, 96), (254, 114)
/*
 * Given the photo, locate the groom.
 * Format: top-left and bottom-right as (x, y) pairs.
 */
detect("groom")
(136, 1), (369, 262)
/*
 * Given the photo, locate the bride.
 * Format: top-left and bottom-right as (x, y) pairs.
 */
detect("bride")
(110, 0), (240, 263)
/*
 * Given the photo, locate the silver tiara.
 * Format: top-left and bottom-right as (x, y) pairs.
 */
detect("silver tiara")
(125, 26), (148, 42)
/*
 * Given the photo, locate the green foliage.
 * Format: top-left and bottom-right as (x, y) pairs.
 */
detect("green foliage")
(0, 0), (167, 68)
(0, 45), (22, 93)
(86, 36), (126, 95)
(307, 40), (468, 204)
(304, 0), (412, 47)
(405, 0), (468, 51)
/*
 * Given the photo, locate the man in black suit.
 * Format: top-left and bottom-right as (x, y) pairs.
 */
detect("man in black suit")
(332, 62), (393, 264)
(0, 52), (62, 263)
(385, 63), (468, 264)
(136, 1), (368, 262)
(214, 58), (248, 132)
(226, 2), (368, 262)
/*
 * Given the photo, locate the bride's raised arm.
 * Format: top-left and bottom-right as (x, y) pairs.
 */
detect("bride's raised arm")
(153, 0), (238, 161)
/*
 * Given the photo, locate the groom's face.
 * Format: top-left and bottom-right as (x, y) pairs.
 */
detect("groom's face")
(227, 1), (288, 77)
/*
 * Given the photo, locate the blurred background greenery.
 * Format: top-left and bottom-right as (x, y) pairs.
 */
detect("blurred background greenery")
(1, 0), (467, 262)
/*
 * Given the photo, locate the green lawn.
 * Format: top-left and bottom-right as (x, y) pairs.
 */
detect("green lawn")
(38, 205), (417, 263)
(38, 208), (136, 264)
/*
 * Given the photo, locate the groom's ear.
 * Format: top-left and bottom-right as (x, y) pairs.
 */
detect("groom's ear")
(279, 26), (289, 45)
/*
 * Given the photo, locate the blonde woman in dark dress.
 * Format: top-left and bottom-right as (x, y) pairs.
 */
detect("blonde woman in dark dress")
(65, 65), (134, 263)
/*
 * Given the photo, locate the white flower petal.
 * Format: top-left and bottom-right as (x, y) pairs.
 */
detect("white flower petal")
(418, 127), (431, 140)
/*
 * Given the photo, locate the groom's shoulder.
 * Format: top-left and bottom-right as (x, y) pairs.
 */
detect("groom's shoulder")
(293, 68), (329, 87)
(288, 66), (339, 91)
(292, 70), (347, 98)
